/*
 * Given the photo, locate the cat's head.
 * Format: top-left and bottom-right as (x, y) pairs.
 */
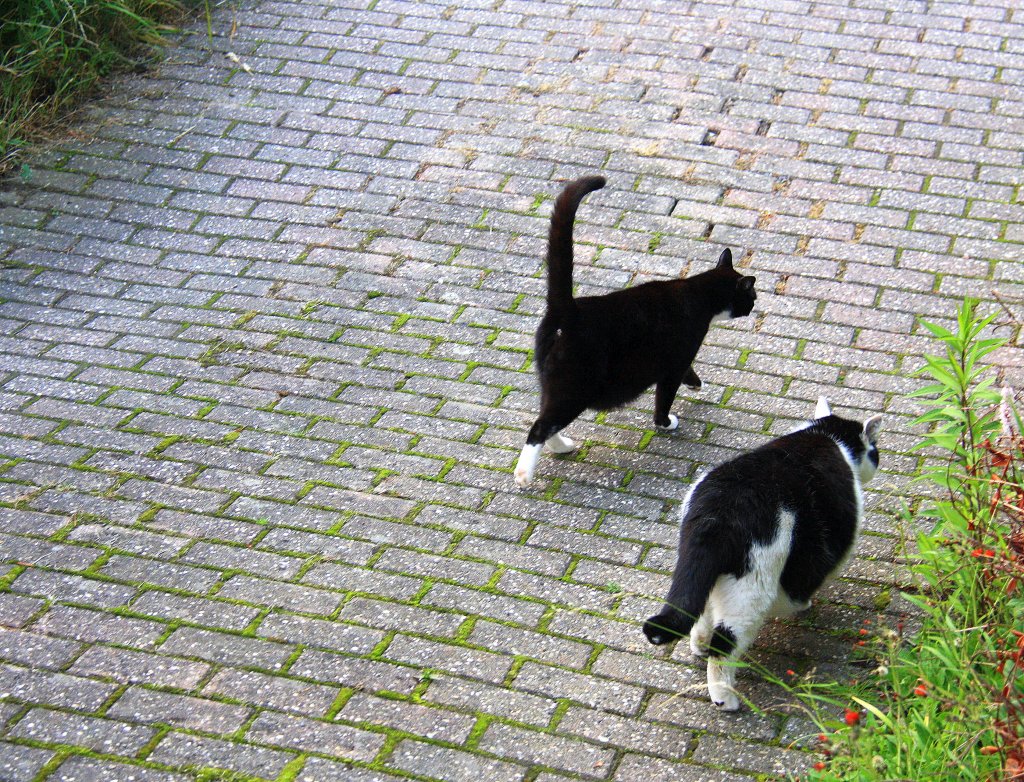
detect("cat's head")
(814, 396), (882, 484)
(716, 249), (757, 318)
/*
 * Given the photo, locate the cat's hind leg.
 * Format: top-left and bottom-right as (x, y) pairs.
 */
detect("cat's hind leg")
(704, 579), (776, 711)
(515, 402), (586, 487)
(654, 375), (684, 430)
(770, 591), (812, 619)
(689, 610), (714, 657)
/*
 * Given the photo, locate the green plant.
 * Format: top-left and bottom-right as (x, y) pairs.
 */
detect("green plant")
(0, 0), (192, 171)
(784, 299), (1023, 781)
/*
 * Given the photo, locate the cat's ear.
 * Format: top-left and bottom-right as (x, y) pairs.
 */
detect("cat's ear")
(717, 248), (733, 269)
(863, 415), (882, 444)
(814, 396), (831, 418)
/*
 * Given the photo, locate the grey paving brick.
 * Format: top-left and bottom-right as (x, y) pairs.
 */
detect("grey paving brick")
(66, 524), (188, 560)
(294, 758), (406, 782)
(290, 650), (423, 695)
(32, 605), (165, 648)
(147, 731), (294, 779)
(181, 541), (304, 579)
(202, 667), (338, 716)
(9, 707), (154, 754)
(343, 691), (477, 744)
(0, 594), (45, 628)
(0, 743), (55, 782)
(423, 672), (558, 726)
(12, 569), (137, 609)
(302, 562), (423, 601)
(0, 664), (118, 712)
(0, 627), (81, 669)
(98, 554), (221, 593)
(69, 645), (210, 690)
(107, 686), (250, 733)
(159, 626), (292, 671)
(480, 721), (616, 777)
(42, 756), (191, 782)
(385, 632), (513, 684)
(129, 590), (260, 631)
(246, 709), (385, 760)
(560, 705), (691, 762)
(386, 740), (527, 782)
(340, 596), (465, 637)
(419, 582), (546, 627)
(615, 754), (755, 782)
(257, 612), (384, 654)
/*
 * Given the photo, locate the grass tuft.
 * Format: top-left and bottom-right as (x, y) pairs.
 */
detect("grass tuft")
(0, 0), (196, 171)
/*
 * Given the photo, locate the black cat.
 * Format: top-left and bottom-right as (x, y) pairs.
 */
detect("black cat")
(643, 397), (882, 710)
(514, 176), (757, 486)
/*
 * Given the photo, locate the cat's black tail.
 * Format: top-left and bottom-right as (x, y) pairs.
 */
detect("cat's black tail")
(546, 175), (606, 308)
(642, 530), (724, 645)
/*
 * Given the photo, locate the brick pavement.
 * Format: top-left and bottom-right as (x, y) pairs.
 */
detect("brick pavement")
(1, 0), (1022, 780)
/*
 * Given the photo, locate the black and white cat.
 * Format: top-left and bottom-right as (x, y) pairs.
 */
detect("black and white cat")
(643, 397), (882, 711)
(514, 176), (757, 487)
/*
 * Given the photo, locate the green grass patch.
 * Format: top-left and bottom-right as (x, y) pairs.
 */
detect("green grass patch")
(784, 299), (1023, 781)
(0, 0), (199, 171)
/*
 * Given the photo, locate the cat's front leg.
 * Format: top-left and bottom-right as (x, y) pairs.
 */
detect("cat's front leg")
(683, 365), (702, 390)
(706, 658), (741, 712)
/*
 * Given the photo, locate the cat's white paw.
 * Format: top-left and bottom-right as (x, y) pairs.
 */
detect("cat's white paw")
(657, 414), (679, 431)
(690, 636), (709, 658)
(514, 443), (542, 487)
(545, 433), (575, 454)
(708, 683), (740, 712)
(713, 691), (741, 712)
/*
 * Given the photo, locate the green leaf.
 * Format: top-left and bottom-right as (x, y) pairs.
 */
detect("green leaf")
(919, 319), (953, 340)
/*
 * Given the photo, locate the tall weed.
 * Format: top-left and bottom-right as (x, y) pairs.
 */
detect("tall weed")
(789, 299), (1023, 781)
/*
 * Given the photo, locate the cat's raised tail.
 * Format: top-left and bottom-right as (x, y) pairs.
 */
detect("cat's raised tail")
(546, 175), (606, 308)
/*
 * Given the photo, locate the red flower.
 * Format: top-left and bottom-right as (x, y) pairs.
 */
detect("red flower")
(818, 734), (828, 743)
(914, 684), (928, 696)
(786, 669), (796, 676)
(813, 761), (826, 771)
(844, 708), (860, 726)
(859, 628), (869, 636)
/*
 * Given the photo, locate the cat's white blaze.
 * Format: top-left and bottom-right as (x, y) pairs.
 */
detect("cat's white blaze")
(703, 509), (797, 711)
